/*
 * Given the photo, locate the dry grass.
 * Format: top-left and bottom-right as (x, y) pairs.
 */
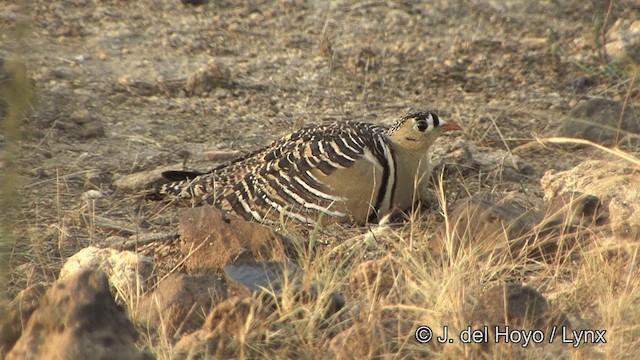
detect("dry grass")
(3, 0), (640, 358)
(123, 139), (640, 358)
(1, 57), (34, 298)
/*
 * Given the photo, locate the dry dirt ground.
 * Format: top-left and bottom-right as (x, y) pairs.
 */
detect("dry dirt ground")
(2, 0), (640, 358)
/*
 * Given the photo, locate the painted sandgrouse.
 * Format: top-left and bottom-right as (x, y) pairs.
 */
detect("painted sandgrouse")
(156, 111), (461, 225)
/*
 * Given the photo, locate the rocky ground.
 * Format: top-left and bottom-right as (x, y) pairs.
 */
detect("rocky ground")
(1, 0), (640, 359)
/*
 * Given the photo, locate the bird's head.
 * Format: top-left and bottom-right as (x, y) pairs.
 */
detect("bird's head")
(387, 111), (462, 152)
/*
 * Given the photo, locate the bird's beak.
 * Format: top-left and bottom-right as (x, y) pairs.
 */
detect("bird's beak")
(441, 121), (462, 132)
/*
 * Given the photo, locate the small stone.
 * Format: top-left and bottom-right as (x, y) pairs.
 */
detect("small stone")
(223, 258), (344, 317)
(69, 109), (92, 124)
(84, 169), (108, 190)
(569, 76), (597, 92)
(82, 189), (103, 200)
(80, 121), (105, 138)
(163, 134), (179, 143)
(97, 48), (108, 61)
(223, 258), (302, 298)
(184, 60), (232, 97)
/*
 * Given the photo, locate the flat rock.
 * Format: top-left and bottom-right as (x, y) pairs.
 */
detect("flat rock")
(60, 246), (155, 297)
(438, 191), (605, 262)
(224, 258), (302, 298)
(179, 206), (288, 272)
(114, 165), (176, 192)
(202, 149), (242, 162)
(540, 191), (607, 232)
(541, 159), (640, 239)
(437, 192), (539, 257)
(224, 258), (344, 316)
(137, 273), (227, 338)
(5, 270), (149, 360)
(184, 60), (233, 96)
(429, 139), (533, 182)
(557, 97), (640, 146)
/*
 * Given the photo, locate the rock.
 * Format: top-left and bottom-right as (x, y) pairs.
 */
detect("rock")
(541, 191), (607, 232)
(179, 206), (288, 272)
(80, 120), (105, 139)
(0, 283), (47, 357)
(429, 139), (533, 182)
(438, 191), (604, 262)
(467, 283), (570, 351)
(224, 258), (344, 317)
(84, 169), (110, 190)
(605, 19), (640, 64)
(60, 246), (155, 297)
(530, 192), (608, 260)
(541, 160), (640, 239)
(224, 258), (302, 298)
(82, 189), (103, 200)
(116, 77), (159, 96)
(137, 273), (227, 338)
(557, 97), (640, 146)
(568, 76), (597, 92)
(174, 296), (255, 358)
(184, 60), (232, 96)
(69, 109), (93, 125)
(5, 270), (149, 360)
(202, 149), (242, 162)
(470, 283), (571, 328)
(437, 192), (539, 258)
(114, 166), (175, 192)
(223, 258), (344, 316)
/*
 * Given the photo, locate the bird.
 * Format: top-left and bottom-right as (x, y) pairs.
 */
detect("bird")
(155, 111), (462, 226)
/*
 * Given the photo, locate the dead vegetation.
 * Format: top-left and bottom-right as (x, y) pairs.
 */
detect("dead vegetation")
(2, 0), (640, 359)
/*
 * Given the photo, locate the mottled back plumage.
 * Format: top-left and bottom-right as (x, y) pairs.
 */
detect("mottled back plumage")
(156, 111), (461, 225)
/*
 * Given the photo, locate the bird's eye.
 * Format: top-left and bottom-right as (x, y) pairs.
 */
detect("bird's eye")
(415, 121), (428, 132)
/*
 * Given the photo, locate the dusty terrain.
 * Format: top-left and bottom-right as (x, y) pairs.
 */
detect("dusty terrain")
(2, 0), (640, 358)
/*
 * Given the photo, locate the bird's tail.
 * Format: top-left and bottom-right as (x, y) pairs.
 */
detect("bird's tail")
(151, 170), (215, 201)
